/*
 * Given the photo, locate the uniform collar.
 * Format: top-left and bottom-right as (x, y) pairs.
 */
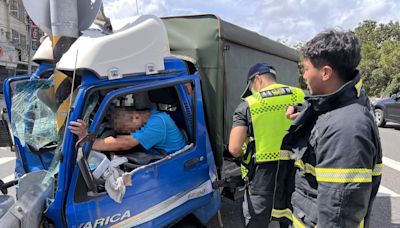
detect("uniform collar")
(288, 70), (362, 131)
(305, 70), (362, 113)
(260, 83), (284, 91)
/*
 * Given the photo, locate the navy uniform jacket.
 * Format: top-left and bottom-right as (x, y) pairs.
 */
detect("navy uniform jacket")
(281, 71), (382, 227)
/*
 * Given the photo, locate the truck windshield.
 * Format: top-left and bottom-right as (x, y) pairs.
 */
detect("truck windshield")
(10, 79), (59, 151)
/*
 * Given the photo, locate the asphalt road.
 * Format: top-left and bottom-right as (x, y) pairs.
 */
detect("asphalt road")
(206, 124), (400, 227)
(0, 121), (400, 227)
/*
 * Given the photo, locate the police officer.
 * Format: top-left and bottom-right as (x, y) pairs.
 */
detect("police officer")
(283, 29), (382, 227)
(229, 63), (305, 227)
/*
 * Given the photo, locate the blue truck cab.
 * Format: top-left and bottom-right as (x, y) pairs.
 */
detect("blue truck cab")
(1, 14), (301, 227)
(3, 16), (220, 227)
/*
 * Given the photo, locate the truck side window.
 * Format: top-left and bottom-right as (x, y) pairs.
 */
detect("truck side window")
(89, 83), (194, 159)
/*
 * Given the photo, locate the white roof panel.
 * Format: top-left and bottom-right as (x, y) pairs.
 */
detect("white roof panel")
(57, 15), (171, 78)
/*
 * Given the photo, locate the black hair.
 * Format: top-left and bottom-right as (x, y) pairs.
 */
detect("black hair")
(301, 29), (361, 82)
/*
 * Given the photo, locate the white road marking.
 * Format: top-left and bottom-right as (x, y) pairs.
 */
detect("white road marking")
(2, 174), (15, 182)
(0, 157), (15, 166)
(378, 185), (400, 197)
(383, 156), (400, 172)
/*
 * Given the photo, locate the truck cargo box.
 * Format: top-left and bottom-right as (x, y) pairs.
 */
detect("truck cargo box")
(2, 15), (301, 169)
(162, 14), (301, 168)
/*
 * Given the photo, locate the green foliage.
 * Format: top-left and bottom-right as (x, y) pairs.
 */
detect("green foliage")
(293, 43), (307, 90)
(384, 73), (400, 96)
(291, 20), (400, 96)
(356, 20), (400, 97)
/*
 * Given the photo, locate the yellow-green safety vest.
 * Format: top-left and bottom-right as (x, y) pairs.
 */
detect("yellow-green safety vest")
(241, 83), (305, 178)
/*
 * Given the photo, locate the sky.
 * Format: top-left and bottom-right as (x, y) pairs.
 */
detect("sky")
(102, 0), (400, 46)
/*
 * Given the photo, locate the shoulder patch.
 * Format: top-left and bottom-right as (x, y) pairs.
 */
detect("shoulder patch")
(260, 87), (293, 98)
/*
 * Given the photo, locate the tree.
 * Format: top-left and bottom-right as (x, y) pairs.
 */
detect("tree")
(384, 73), (400, 96)
(293, 43), (307, 90)
(355, 20), (400, 97)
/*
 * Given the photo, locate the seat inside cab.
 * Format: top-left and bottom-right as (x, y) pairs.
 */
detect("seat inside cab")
(94, 85), (193, 171)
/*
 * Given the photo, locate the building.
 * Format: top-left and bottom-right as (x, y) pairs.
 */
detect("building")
(0, 0), (42, 89)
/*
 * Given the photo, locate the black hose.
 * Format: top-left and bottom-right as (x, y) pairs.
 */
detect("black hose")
(0, 179), (18, 195)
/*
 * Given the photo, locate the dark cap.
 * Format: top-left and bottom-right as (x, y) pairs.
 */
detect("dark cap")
(133, 91), (153, 110)
(247, 62), (276, 81)
(241, 62), (277, 98)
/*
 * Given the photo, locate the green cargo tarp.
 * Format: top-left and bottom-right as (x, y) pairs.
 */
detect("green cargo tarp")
(162, 15), (300, 168)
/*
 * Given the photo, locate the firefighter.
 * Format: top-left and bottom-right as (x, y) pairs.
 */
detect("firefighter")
(228, 62), (305, 227)
(283, 29), (382, 227)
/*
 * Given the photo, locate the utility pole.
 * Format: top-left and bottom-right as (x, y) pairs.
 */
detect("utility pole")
(49, 0), (79, 63)
(46, 0), (80, 180)
(48, 0), (79, 132)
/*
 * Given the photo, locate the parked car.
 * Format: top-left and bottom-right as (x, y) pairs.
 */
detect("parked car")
(372, 92), (400, 127)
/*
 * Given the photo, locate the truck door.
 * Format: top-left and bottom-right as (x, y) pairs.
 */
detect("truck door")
(65, 76), (220, 227)
(3, 75), (55, 175)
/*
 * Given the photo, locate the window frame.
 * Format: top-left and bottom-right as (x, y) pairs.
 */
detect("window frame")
(72, 77), (197, 201)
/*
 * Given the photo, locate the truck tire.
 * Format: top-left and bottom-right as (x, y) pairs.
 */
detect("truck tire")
(374, 109), (386, 127)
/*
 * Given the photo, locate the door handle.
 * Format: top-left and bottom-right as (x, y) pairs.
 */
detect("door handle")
(184, 156), (204, 169)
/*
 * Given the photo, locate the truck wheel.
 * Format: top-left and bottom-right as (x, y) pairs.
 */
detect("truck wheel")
(374, 109), (386, 127)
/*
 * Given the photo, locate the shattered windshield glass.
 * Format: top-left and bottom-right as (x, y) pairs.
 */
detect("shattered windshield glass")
(10, 79), (58, 151)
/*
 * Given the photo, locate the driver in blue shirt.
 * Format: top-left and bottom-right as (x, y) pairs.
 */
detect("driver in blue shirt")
(69, 92), (187, 154)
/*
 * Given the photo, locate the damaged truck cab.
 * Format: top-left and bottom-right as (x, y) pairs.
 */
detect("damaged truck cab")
(1, 14), (301, 227)
(3, 16), (220, 227)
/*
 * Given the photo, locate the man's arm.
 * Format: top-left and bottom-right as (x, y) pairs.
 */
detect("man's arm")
(92, 135), (139, 151)
(314, 116), (377, 227)
(228, 126), (247, 158)
(229, 101), (250, 158)
(69, 119), (139, 151)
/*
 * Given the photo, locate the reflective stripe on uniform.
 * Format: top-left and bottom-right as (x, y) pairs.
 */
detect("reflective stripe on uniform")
(354, 79), (363, 97)
(315, 168), (372, 183)
(279, 150), (291, 160)
(372, 163), (383, 176)
(294, 160), (316, 176)
(359, 218), (365, 228)
(272, 208), (293, 221)
(292, 214), (306, 228)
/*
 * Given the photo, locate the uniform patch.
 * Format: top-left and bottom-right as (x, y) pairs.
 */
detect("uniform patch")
(259, 87), (293, 98)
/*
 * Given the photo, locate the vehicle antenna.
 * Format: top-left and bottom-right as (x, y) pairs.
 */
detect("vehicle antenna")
(136, 0), (140, 15)
(62, 50), (79, 148)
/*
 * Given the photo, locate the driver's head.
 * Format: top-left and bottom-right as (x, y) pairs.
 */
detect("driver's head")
(112, 91), (154, 133)
(112, 108), (151, 133)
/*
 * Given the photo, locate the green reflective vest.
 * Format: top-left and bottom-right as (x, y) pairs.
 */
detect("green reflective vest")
(241, 84), (305, 178)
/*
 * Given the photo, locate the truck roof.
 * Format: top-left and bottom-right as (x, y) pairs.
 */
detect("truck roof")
(163, 14), (299, 62)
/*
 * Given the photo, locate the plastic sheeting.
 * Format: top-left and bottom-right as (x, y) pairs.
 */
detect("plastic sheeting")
(10, 79), (58, 151)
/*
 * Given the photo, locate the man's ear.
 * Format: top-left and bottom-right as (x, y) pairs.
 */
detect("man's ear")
(321, 65), (333, 81)
(254, 75), (262, 89)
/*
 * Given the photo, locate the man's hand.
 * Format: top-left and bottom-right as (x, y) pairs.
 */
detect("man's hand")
(69, 119), (88, 140)
(286, 106), (301, 120)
